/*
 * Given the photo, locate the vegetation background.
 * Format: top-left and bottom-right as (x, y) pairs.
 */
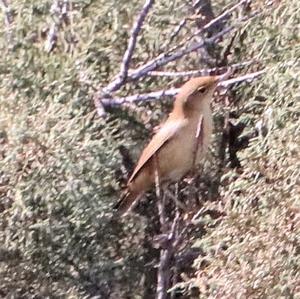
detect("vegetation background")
(0, 0), (299, 298)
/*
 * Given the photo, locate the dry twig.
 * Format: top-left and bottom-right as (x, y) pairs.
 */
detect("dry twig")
(45, 0), (75, 53)
(0, 0), (13, 42)
(94, 0), (251, 108)
(128, 25), (234, 81)
(148, 60), (254, 77)
(156, 209), (181, 299)
(95, 0), (254, 116)
(101, 70), (265, 107)
(0, 0), (13, 26)
(103, 0), (155, 95)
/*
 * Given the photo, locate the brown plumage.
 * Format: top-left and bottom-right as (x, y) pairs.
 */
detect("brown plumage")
(114, 73), (230, 215)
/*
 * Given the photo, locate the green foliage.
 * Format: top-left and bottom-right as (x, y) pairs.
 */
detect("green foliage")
(0, 0), (299, 298)
(191, 0), (300, 297)
(0, 1), (149, 297)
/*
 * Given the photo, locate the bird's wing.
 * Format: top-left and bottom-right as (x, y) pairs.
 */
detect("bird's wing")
(129, 119), (186, 183)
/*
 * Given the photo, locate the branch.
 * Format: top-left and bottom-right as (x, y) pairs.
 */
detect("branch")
(154, 154), (169, 234)
(130, 0), (248, 81)
(148, 60), (254, 77)
(128, 25), (234, 81)
(162, 13), (193, 49)
(96, 0), (255, 116)
(102, 0), (155, 95)
(156, 209), (180, 299)
(101, 88), (178, 107)
(45, 23), (58, 53)
(199, 0), (246, 33)
(101, 70), (265, 107)
(192, 115), (204, 170)
(0, 0), (13, 26)
(45, 0), (75, 53)
(221, 69), (266, 87)
(1, 0), (13, 42)
(166, 0), (247, 54)
(95, 0), (265, 117)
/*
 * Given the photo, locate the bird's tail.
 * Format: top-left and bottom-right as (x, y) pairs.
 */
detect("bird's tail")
(113, 189), (141, 216)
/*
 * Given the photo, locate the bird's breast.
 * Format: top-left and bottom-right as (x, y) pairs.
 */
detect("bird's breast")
(159, 107), (213, 182)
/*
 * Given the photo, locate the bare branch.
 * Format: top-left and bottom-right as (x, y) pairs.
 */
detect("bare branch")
(96, 0), (256, 117)
(156, 209), (181, 299)
(0, 0), (13, 26)
(169, 210), (180, 242)
(45, 23), (58, 53)
(221, 70), (266, 87)
(45, 0), (76, 53)
(95, 1), (266, 118)
(128, 25), (234, 81)
(192, 115), (204, 170)
(102, 0), (155, 95)
(101, 70), (265, 107)
(154, 154), (169, 234)
(1, 0), (13, 43)
(200, 0), (246, 33)
(166, 0), (247, 54)
(120, 0), (154, 79)
(137, 0), (248, 81)
(101, 88), (179, 107)
(148, 60), (255, 77)
(165, 19), (187, 47)
(171, 19), (187, 39)
(94, 95), (106, 117)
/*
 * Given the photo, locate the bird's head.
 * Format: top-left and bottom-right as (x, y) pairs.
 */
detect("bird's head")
(174, 71), (231, 116)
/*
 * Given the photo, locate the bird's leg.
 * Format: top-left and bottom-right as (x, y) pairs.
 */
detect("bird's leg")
(157, 192), (168, 234)
(164, 186), (188, 213)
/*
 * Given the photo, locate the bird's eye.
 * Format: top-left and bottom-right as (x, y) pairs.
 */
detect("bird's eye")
(187, 86), (208, 102)
(191, 86), (207, 96)
(196, 86), (207, 94)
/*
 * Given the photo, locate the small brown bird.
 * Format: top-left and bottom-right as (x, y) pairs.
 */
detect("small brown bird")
(114, 72), (230, 215)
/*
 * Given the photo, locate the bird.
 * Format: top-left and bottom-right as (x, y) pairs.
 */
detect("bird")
(114, 71), (231, 215)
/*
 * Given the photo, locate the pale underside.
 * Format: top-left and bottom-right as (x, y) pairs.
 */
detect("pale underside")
(128, 104), (213, 195)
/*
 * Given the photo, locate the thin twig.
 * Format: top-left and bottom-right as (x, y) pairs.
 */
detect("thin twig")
(198, 0), (246, 33)
(45, 0), (75, 53)
(128, 25), (234, 81)
(219, 31), (238, 66)
(45, 0), (59, 53)
(156, 209), (181, 299)
(166, 19), (187, 47)
(120, 0), (154, 78)
(101, 70), (265, 107)
(221, 69), (266, 87)
(192, 115), (204, 170)
(170, 210), (180, 241)
(148, 60), (254, 77)
(102, 0), (154, 95)
(157, 194), (168, 234)
(0, 0), (13, 42)
(154, 155), (161, 199)
(165, 189), (188, 212)
(154, 154), (169, 234)
(96, 0), (255, 116)
(45, 23), (58, 53)
(101, 88), (179, 107)
(0, 0), (13, 26)
(166, 0), (247, 54)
